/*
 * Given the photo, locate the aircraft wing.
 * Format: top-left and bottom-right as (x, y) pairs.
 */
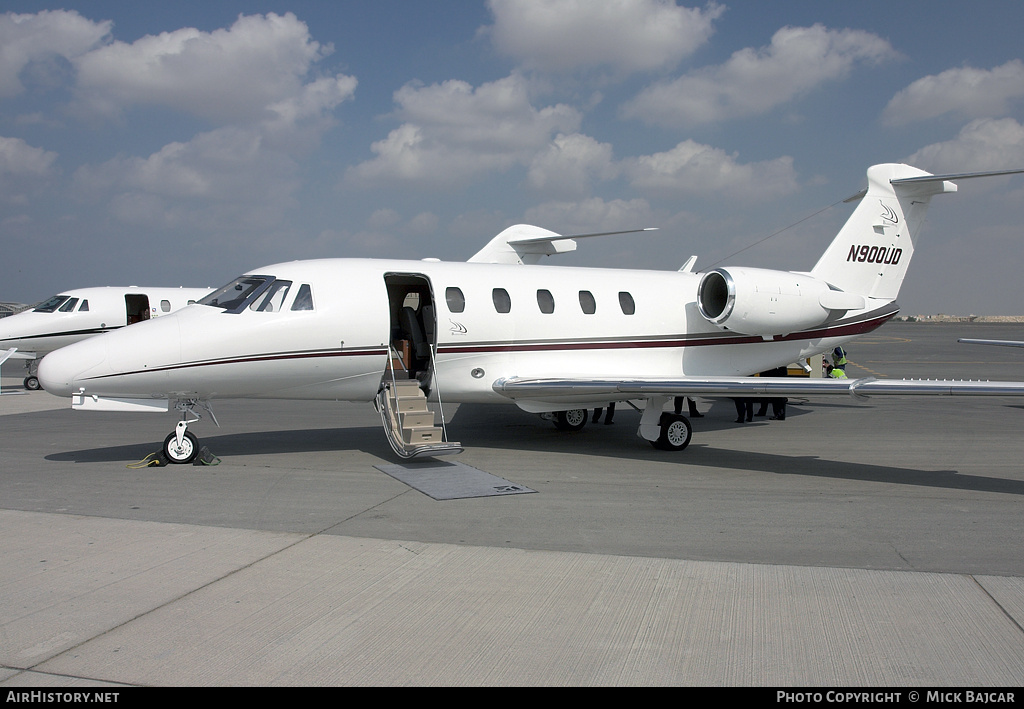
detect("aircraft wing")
(493, 376), (1024, 402)
(959, 339), (1024, 349)
(469, 225), (658, 264)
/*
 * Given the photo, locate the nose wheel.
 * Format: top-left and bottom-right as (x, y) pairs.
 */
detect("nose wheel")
(163, 420), (200, 464)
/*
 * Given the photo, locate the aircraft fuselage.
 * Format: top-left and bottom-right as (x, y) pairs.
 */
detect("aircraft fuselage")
(38, 258), (893, 409)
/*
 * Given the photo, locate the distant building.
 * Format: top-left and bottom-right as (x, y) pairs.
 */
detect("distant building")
(0, 302), (28, 318)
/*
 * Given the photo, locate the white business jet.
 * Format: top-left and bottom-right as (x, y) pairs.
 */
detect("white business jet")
(1, 286), (211, 390)
(37, 163), (1024, 464)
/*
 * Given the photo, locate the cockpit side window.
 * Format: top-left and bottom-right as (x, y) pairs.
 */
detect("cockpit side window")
(291, 284), (314, 311)
(34, 295), (70, 313)
(198, 276), (272, 312)
(250, 280), (292, 312)
(78, 300), (89, 312)
(58, 298), (79, 312)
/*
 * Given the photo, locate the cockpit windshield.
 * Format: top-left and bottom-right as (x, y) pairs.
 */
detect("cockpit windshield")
(33, 295), (71, 313)
(249, 280), (291, 312)
(198, 276), (272, 312)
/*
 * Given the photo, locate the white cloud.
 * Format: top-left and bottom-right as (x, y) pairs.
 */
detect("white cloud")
(624, 140), (798, 200)
(527, 133), (617, 196)
(73, 12), (350, 125)
(621, 24), (896, 127)
(524, 196), (654, 233)
(347, 74), (580, 186)
(0, 135), (58, 205)
(906, 118), (1024, 174)
(72, 125), (301, 230)
(0, 135), (58, 178)
(0, 10), (110, 97)
(484, 0), (723, 75)
(882, 60), (1024, 126)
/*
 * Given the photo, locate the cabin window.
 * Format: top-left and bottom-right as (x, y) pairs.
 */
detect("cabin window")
(579, 290), (596, 314)
(78, 300), (89, 312)
(537, 289), (555, 314)
(445, 287), (465, 313)
(492, 288), (511, 314)
(291, 284), (314, 311)
(58, 298), (79, 313)
(618, 291), (635, 315)
(250, 280), (292, 312)
(160, 300), (171, 312)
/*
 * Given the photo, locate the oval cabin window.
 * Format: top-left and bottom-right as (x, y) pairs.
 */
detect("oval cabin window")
(579, 290), (596, 315)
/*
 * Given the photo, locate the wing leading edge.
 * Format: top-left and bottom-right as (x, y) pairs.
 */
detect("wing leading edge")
(493, 376), (1024, 402)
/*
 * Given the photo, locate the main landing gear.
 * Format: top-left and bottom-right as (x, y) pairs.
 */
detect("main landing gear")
(547, 402), (693, 452)
(553, 408), (588, 431)
(651, 413), (692, 451)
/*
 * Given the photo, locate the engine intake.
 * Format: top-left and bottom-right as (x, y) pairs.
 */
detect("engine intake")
(697, 267), (851, 336)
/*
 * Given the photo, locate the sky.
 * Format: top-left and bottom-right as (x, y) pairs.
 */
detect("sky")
(2, 1), (1024, 316)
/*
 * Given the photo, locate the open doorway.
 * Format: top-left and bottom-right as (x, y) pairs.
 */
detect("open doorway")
(125, 294), (150, 325)
(383, 273), (436, 389)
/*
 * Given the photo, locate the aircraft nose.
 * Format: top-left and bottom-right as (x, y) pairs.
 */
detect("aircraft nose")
(37, 338), (107, 397)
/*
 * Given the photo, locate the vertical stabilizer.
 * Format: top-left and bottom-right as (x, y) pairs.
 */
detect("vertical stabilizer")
(810, 164), (956, 301)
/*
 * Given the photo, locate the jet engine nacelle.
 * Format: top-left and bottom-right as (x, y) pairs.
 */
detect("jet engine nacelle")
(696, 267), (859, 336)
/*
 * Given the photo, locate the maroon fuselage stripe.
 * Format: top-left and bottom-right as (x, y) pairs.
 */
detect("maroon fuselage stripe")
(79, 306), (896, 381)
(437, 309), (894, 355)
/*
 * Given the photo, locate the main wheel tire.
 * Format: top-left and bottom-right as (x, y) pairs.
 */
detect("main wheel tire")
(553, 408), (589, 431)
(24, 376), (41, 391)
(163, 430), (199, 464)
(652, 414), (692, 451)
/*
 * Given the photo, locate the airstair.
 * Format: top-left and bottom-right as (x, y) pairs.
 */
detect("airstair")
(376, 351), (462, 459)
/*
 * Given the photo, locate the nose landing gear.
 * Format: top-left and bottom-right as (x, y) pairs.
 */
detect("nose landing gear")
(162, 399), (217, 465)
(164, 420), (200, 464)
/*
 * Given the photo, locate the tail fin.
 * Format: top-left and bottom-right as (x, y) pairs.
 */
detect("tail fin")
(810, 164), (957, 301)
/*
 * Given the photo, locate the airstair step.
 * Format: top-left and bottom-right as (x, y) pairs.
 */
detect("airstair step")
(391, 380), (424, 396)
(395, 396), (429, 413)
(403, 425), (443, 444)
(378, 375), (460, 458)
(400, 410), (435, 427)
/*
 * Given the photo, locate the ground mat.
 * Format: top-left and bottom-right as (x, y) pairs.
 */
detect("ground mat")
(375, 460), (536, 500)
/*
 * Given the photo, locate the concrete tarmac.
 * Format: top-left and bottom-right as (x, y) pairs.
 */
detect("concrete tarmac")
(1, 321), (1023, 686)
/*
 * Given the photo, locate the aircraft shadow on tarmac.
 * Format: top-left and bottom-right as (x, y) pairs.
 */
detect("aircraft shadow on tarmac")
(44, 425), (395, 465)
(443, 403), (1024, 497)
(42, 401), (1024, 498)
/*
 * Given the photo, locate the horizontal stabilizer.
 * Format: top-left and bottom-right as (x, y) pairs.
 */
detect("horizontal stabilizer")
(891, 168), (1024, 185)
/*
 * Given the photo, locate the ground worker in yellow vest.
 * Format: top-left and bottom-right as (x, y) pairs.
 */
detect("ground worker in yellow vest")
(831, 346), (849, 377)
(827, 364), (848, 379)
